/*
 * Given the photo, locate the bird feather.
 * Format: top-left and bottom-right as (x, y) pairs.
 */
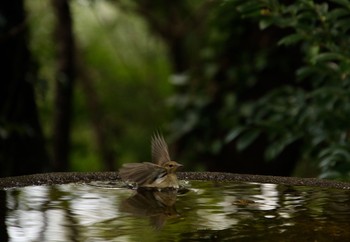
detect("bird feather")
(119, 162), (167, 185)
(151, 133), (171, 165)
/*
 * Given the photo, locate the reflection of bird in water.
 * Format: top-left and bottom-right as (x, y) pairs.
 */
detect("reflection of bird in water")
(119, 133), (183, 189)
(120, 190), (179, 229)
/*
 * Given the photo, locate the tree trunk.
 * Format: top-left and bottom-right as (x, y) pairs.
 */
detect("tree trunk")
(0, 1), (49, 177)
(51, 0), (76, 171)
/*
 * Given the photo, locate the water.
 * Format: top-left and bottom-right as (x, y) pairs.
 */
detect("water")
(1, 181), (350, 241)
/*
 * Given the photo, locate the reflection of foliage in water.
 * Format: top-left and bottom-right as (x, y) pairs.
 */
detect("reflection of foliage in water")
(3, 181), (350, 241)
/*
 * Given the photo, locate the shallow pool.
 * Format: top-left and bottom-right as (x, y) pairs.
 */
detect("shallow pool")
(1, 180), (350, 241)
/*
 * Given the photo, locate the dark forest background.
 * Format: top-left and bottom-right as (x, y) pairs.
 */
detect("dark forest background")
(1, 0), (350, 180)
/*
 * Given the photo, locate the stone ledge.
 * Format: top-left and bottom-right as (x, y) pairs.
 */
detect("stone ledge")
(0, 172), (349, 190)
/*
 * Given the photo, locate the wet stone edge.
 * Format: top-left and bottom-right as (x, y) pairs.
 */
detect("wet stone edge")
(0, 171), (350, 190)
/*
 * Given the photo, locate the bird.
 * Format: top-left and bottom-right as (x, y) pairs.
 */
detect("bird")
(119, 133), (183, 189)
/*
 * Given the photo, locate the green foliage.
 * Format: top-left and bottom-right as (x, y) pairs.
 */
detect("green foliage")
(221, 0), (350, 179)
(72, 1), (173, 167)
(27, 0), (173, 170)
(25, 0), (350, 178)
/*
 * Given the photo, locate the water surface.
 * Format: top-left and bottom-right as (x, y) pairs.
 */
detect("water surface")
(1, 181), (350, 241)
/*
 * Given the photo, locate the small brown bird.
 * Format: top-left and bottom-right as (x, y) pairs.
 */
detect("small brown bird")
(119, 133), (182, 189)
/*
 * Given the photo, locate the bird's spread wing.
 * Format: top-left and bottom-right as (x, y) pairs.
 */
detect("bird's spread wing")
(119, 162), (166, 185)
(152, 133), (171, 165)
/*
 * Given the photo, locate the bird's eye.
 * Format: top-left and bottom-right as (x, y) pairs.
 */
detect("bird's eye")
(168, 164), (173, 168)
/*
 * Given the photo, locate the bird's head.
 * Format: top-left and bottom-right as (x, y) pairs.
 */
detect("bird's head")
(163, 161), (183, 173)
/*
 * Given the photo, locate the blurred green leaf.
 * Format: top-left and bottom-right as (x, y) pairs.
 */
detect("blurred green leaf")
(319, 170), (341, 179)
(313, 52), (345, 63)
(296, 66), (317, 80)
(278, 33), (303, 46)
(327, 8), (350, 20)
(225, 126), (245, 143)
(265, 136), (300, 161)
(236, 1), (264, 17)
(236, 129), (260, 151)
(331, 0), (350, 9)
(334, 18), (350, 32)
